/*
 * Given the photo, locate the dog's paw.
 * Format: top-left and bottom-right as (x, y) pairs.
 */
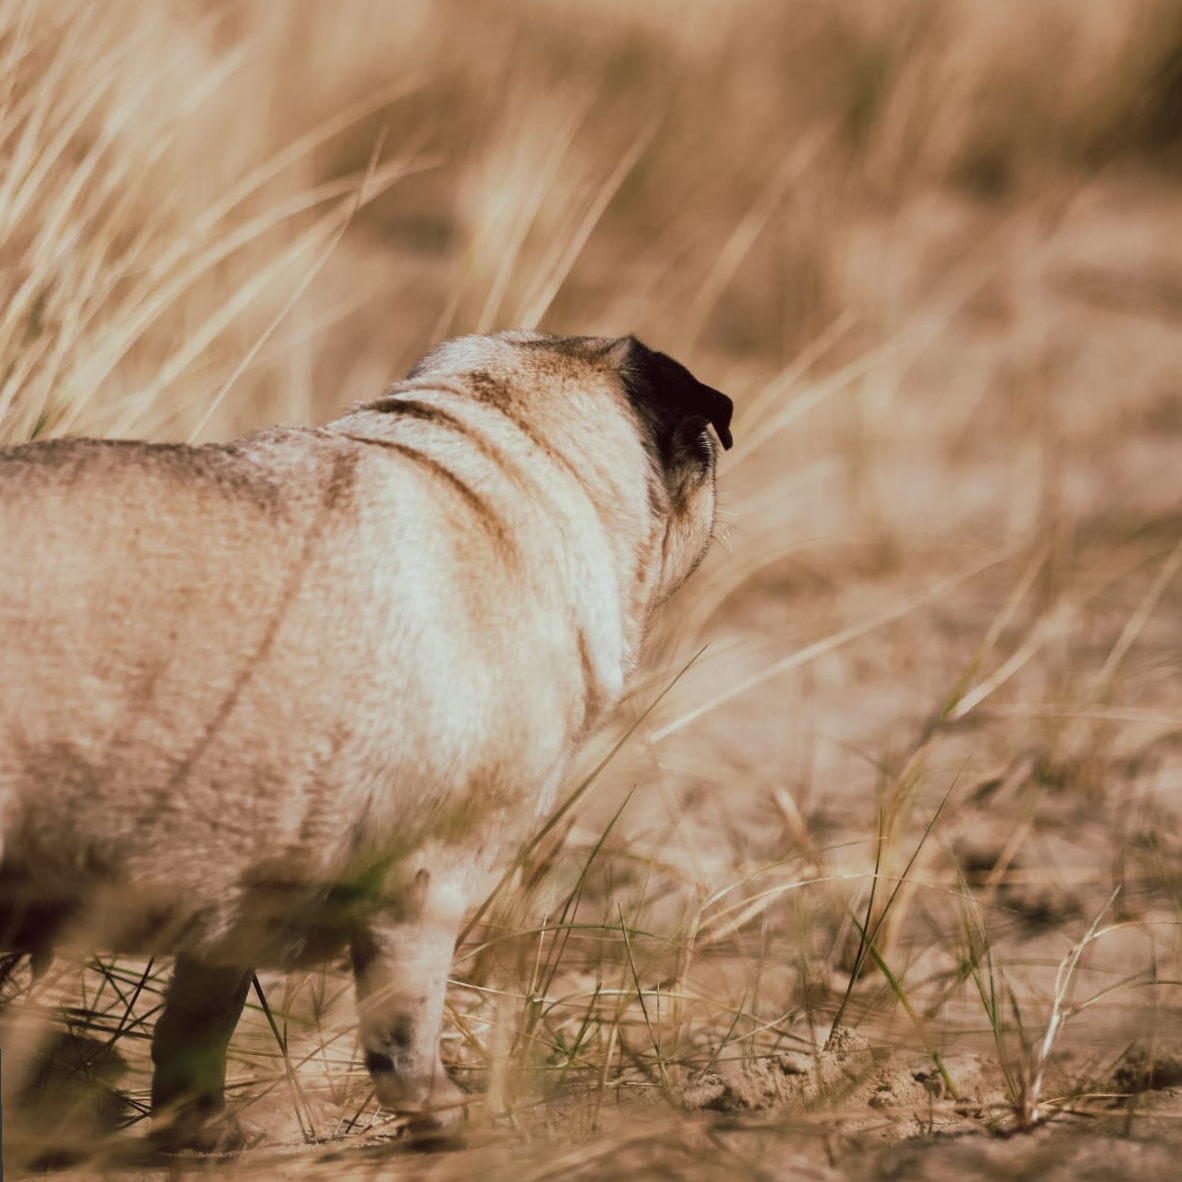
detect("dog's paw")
(149, 1112), (264, 1156)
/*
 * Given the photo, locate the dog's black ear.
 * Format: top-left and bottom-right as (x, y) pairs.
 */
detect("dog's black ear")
(611, 336), (733, 455)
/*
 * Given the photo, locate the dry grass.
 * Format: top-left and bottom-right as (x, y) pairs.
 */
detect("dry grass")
(6, 0), (1182, 1178)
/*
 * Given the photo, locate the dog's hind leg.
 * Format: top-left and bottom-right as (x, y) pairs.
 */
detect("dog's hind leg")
(150, 957), (253, 1152)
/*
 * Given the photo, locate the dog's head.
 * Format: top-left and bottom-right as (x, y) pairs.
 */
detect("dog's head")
(604, 334), (731, 606)
(404, 330), (732, 615)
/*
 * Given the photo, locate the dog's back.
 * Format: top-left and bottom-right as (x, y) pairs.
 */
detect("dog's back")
(0, 428), (577, 960)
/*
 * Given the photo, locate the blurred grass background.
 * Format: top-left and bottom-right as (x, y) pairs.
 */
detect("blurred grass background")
(7, 0), (1182, 447)
(6, 0), (1182, 1177)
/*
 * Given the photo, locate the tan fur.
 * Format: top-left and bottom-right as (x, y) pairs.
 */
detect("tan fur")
(0, 330), (731, 1146)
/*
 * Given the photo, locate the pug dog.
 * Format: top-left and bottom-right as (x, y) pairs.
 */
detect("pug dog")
(0, 330), (732, 1149)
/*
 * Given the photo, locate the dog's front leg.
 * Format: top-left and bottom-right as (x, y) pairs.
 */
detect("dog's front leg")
(351, 868), (466, 1129)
